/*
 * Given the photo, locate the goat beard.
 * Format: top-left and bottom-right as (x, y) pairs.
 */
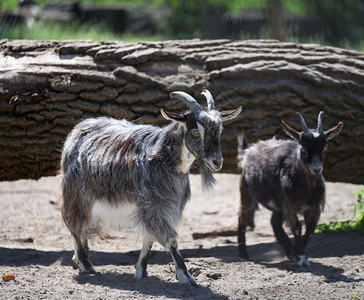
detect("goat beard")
(199, 161), (217, 191)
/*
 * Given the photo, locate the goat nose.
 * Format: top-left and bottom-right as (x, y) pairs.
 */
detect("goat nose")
(212, 158), (223, 170)
(312, 167), (322, 175)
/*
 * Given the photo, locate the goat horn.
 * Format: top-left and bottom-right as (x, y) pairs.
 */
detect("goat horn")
(201, 89), (215, 111)
(317, 111), (324, 133)
(170, 91), (201, 112)
(296, 112), (309, 133)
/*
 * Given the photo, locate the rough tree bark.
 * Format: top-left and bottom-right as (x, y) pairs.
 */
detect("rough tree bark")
(0, 39), (363, 183)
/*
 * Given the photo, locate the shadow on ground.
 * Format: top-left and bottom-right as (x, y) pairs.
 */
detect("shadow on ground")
(1, 231), (362, 267)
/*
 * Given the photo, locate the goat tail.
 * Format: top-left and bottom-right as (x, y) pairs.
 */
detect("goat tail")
(237, 131), (248, 168)
(59, 169), (96, 239)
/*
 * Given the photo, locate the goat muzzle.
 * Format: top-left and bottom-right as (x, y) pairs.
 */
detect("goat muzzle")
(309, 164), (323, 176)
(205, 157), (223, 172)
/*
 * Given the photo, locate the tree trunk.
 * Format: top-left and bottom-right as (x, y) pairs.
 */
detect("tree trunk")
(267, 0), (283, 40)
(1, 39), (363, 183)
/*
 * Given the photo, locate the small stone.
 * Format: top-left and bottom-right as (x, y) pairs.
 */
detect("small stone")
(207, 273), (222, 280)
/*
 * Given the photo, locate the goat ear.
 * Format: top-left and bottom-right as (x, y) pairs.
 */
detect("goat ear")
(325, 122), (343, 141)
(161, 108), (187, 124)
(281, 120), (300, 141)
(220, 106), (242, 122)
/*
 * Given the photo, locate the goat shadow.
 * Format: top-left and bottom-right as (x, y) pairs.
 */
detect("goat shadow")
(227, 231), (364, 284)
(0, 247), (227, 299)
(0, 232), (362, 288)
(1, 232), (362, 268)
(72, 272), (227, 299)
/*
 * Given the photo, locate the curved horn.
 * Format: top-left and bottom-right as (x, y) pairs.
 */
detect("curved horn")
(296, 112), (309, 133)
(170, 91), (201, 112)
(201, 89), (215, 111)
(317, 111), (324, 133)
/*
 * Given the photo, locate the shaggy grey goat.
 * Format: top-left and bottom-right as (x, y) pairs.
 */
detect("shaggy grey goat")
(237, 112), (342, 266)
(59, 90), (241, 286)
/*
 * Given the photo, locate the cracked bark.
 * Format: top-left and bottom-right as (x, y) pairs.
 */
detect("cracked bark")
(1, 39), (363, 183)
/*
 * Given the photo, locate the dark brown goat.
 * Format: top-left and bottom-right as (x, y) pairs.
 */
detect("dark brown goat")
(237, 112), (343, 266)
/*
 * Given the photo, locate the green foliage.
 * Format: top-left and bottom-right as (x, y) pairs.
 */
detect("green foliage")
(3, 20), (160, 42)
(1, 0), (363, 51)
(210, 0), (266, 13)
(1, 0), (18, 10)
(316, 188), (364, 234)
(304, 0), (364, 48)
(354, 188), (364, 215)
(282, 0), (308, 15)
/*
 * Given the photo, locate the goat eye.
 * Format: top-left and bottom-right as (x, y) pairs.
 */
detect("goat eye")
(322, 146), (328, 155)
(191, 129), (200, 137)
(301, 148), (308, 157)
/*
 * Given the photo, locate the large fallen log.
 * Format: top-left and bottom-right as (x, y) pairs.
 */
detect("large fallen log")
(1, 39), (363, 183)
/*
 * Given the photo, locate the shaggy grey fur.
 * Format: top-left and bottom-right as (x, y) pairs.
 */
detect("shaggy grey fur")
(59, 89), (241, 286)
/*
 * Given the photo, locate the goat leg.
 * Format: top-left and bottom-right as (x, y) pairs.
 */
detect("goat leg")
(303, 209), (321, 249)
(296, 208), (322, 267)
(72, 234), (96, 274)
(238, 181), (255, 259)
(135, 237), (154, 280)
(271, 212), (293, 259)
(286, 213), (311, 267)
(237, 217), (249, 259)
(168, 238), (197, 287)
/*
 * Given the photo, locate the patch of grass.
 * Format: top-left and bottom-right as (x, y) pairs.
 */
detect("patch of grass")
(288, 33), (364, 53)
(0, 0), (144, 10)
(0, 0), (18, 11)
(316, 188), (364, 234)
(2, 20), (161, 42)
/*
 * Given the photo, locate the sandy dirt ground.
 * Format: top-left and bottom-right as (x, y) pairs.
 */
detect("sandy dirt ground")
(0, 174), (363, 299)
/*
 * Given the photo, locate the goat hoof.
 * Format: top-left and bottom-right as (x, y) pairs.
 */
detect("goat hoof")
(177, 270), (197, 287)
(183, 276), (198, 287)
(134, 270), (148, 280)
(287, 251), (296, 261)
(72, 255), (79, 269)
(72, 260), (79, 270)
(238, 249), (249, 260)
(296, 255), (310, 267)
(79, 263), (96, 274)
(79, 268), (97, 275)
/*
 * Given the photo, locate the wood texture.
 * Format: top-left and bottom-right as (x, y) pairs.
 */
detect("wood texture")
(1, 39), (363, 183)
